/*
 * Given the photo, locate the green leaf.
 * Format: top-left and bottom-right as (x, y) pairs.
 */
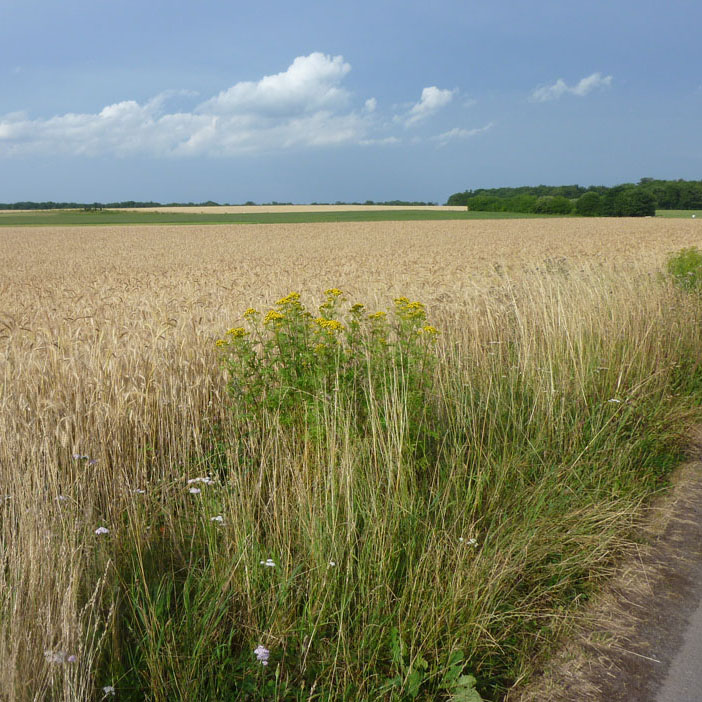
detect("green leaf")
(450, 674), (484, 702)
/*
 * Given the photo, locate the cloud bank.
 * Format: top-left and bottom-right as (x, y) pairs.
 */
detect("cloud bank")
(0, 54), (465, 158)
(530, 72), (612, 102)
(0, 54), (372, 157)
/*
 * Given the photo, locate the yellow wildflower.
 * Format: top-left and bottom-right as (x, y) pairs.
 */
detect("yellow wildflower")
(215, 339), (227, 348)
(264, 310), (285, 324)
(368, 311), (386, 320)
(313, 343), (327, 354)
(418, 325), (439, 336)
(243, 307), (258, 318)
(350, 303), (365, 313)
(227, 327), (248, 338)
(393, 296), (410, 306)
(314, 317), (344, 331)
(324, 288), (343, 297)
(276, 292), (300, 306)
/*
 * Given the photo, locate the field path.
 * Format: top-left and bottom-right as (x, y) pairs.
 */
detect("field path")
(656, 597), (702, 701)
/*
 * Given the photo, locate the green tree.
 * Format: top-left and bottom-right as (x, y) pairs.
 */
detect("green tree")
(575, 191), (603, 216)
(532, 196), (574, 215)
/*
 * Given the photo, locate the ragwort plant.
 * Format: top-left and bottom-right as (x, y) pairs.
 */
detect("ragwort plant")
(217, 289), (441, 468)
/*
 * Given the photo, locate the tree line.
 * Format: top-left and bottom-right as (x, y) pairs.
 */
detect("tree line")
(0, 199), (439, 211)
(446, 178), (702, 216)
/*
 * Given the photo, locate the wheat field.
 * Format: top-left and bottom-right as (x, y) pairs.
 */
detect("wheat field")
(2, 217), (702, 700)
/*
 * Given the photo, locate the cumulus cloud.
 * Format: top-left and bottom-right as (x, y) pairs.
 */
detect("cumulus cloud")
(530, 72), (613, 102)
(199, 53), (351, 116)
(0, 53), (370, 157)
(432, 122), (493, 146)
(401, 86), (455, 126)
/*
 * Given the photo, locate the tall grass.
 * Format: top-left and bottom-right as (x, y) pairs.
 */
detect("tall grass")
(2, 223), (702, 700)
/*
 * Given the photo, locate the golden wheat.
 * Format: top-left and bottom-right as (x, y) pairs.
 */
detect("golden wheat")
(1, 218), (701, 699)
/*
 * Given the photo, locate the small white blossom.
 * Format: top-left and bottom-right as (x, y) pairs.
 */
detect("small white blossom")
(260, 558), (276, 567)
(44, 650), (77, 664)
(94, 526), (109, 535)
(72, 453), (89, 460)
(608, 398), (622, 403)
(254, 644), (270, 665)
(133, 489), (146, 495)
(210, 515), (224, 523)
(57, 495), (69, 503)
(328, 560), (336, 567)
(189, 487), (201, 495)
(102, 686), (115, 696)
(187, 476), (215, 485)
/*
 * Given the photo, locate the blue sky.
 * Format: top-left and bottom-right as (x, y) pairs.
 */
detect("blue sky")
(1, 0), (700, 203)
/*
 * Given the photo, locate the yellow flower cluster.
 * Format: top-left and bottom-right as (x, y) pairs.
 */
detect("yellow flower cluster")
(215, 339), (227, 347)
(417, 325), (439, 336)
(394, 298), (426, 320)
(324, 288), (343, 297)
(227, 327), (248, 339)
(276, 292), (300, 306)
(314, 317), (344, 331)
(368, 311), (386, 320)
(264, 310), (285, 324)
(243, 307), (258, 319)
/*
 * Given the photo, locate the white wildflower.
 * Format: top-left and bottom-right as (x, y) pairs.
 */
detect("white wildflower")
(187, 476), (215, 485)
(608, 398), (622, 403)
(328, 560), (336, 567)
(94, 526), (109, 535)
(189, 487), (201, 495)
(210, 515), (224, 523)
(57, 495), (69, 502)
(133, 489), (146, 495)
(254, 644), (270, 665)
(44, 650), (77, 664)
(102, 686), (115, 696)
(260, 558), (276, 568)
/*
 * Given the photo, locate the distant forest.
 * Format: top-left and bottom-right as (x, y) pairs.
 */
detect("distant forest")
(0, 199), (437, 210)
(446, 178), (702, 216)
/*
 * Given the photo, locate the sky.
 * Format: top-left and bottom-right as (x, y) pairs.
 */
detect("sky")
(1, 0), (700, 203)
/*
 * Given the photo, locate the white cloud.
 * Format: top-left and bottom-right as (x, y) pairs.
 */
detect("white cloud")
(364, 98), (377, 113)
(199, 53), (351, 116)
(530, 72), (612, 102)
(432, 122), (493, 146)
(0, 53), (370, 157)
(359, 136), (400, 146)
(401, 86), (455, 126)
